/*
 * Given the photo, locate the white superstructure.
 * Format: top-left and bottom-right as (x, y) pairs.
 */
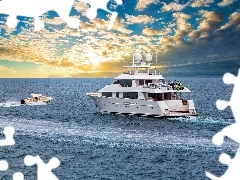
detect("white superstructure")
(87, 53), (197, 118)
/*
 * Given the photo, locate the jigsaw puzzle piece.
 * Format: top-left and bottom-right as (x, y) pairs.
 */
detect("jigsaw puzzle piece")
(13, 172), (24, 180)
(0, 160), (8, 171)
(0, 126), (15, 146)
(53, 0), (79, 29)
(206, 148), (240, 180)
(216, 100), (229, 111)
(24, 155), (60, 180)
(212, 123), (240, 146)
(206, 171), (220, 180)
(223, 73), (236, 85)
(0, 0), (79, 30)
(79, 0), (122, 29)
(6, 16), (18, 29)
(108, 12), (118, 30)
(0, 0), (17, 28)
(0, 0), (50, 30)
(216, 69), (240, 122)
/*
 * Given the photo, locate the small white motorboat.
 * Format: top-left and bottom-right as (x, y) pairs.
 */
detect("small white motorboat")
(20, 93), (53, 105)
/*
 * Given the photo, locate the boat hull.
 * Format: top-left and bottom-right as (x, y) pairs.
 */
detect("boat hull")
(87, 94), (197, 118)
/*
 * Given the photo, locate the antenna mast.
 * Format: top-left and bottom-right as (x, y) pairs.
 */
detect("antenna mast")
(132, 53), (134, 66)
(156, 53), (157, 66)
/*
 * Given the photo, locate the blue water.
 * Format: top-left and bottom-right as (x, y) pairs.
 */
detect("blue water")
(0, 78), (238, 179)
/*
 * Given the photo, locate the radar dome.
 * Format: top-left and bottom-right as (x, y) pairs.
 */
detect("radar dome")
(146, 53), (152, 62)
(134, 53), (142, 62)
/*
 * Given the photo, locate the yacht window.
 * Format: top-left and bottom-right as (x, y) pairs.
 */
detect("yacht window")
(119, 79), (132, 87)
(145, 80), (152, 85)
(116, 92), (119, 98)
(164, 93), (171, 100)
(113, 80), (118, 84)
(148, 93), (163, 101)
(102, 92), (112, 97)
(159, 79), (165, 84)
(123, 92), (138, 99)
(139, 80), (144, 85)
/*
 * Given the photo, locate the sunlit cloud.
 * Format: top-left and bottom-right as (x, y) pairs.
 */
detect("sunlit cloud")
(161, 2), (185, 12)
(219, 12), (240, 30)
(218, 0), (235, 7)
(191, 0), (214, 7)
(142, 27), (171, 36)
(135, 0), (158, 11)
(125, 14), (155, 24)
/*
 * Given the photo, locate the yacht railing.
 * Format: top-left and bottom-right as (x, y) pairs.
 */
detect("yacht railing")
(122, 72), (157, 75)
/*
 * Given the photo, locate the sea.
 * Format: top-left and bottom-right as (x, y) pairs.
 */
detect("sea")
(0, 78), (238, 180)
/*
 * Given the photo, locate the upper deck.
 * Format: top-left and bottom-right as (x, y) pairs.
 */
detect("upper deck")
(115, 56), (164, 80)
(115, 73), (164, 80)
(100, 52), (190, 93)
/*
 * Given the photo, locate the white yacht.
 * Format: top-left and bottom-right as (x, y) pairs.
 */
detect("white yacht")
(87, 53), (197, 118)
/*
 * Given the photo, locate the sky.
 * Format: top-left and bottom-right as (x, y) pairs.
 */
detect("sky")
(0, 0), (240, 78)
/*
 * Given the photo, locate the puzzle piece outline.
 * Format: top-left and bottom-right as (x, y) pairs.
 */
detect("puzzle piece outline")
(24, 155), (60, 180)
(0, 0), (80, 31)
(0, 126), (25, 180)
(78, 0), (122, 30)
(206, 148), (240, 180)
(0, 0), (122, 31)
(0, 126), (15, 147)
(0, 126), (60, 180)
(206, 69), (240, 179)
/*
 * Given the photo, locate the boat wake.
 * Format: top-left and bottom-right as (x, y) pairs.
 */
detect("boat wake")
(0, 101), (21, 107)
(168, 115), (233, 125)
(0, 101), (47, 107)
(0, 116), (237, 150)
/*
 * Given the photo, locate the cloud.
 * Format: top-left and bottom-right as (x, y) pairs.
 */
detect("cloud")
(0, 65), (17, 77)
(125, 14), (155, 24)
(219, 12), (240, 31)
(161, 2), (185, 12)
(73, 1), (89, 14)
(191, 0), (214, 7)
(111, 17), (133, 34)
(188, 11), (224, 40)
(135, 0), (158, 11)
(0, 65), (11, 71)
(142, 27), (171, 36)
(172, 12), (192, 31)
(218, 0), (235, 7)
(42, 17), (68, 26)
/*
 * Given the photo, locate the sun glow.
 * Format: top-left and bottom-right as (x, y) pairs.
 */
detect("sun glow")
(89, 52), (101, 66)
(90, 57), (100, 65)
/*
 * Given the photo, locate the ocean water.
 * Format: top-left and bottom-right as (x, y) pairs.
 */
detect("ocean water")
(0, 78), (238, 180)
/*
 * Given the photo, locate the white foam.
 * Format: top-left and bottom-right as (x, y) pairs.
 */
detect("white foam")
(0, 101), (21, 107)
(171, 116), (232, 125)
(0, 101), (47, 107)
